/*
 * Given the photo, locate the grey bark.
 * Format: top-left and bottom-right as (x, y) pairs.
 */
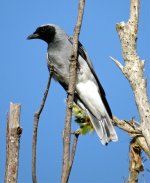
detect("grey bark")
(111, 0), (150, 182)
(5, 103), (22, 183)
(114, 0), (150, 150)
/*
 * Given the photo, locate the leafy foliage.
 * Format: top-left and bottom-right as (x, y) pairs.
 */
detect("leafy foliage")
(72, 104), (94, 135)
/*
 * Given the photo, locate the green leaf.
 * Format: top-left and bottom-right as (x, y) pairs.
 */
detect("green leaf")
(72, 104), (94, 135)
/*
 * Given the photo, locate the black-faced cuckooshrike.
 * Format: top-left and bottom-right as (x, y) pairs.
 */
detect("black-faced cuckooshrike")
(27, 24), (118, 145)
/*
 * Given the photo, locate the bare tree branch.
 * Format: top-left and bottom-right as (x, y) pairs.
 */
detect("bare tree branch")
(113, 117), (141, 135)
(113, 116), (146, 182)
(61, 0), (85, 182)
(32, 70), (53, 183)
(127, 138), (144, 183)
(66, 132), (80, 183)
(5, 113), (9, 183)
(110, 56), (124, 71)
(113, 116), (150, 157)
(112, 0), (150, 182)
(115, 0), (150, 150)
(5, 103), (22, 183)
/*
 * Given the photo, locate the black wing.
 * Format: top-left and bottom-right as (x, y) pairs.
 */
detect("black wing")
(68, 37), (112, 118)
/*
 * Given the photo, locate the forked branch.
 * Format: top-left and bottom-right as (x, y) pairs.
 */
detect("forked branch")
(61, 0), (85, 183)
(113, 0), (150, 182)
(115, 0), (150, 150)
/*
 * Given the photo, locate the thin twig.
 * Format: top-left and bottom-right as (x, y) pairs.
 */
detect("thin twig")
(110, 56), (124, 71)
(66, 132), (80, 183)
(32, 70), (53, 183)
(61, 1), (85, 183)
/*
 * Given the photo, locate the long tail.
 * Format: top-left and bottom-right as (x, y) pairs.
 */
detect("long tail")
(86, 110), (118, 145)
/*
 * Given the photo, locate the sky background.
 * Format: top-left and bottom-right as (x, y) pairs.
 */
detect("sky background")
(0, 1), (150, 183)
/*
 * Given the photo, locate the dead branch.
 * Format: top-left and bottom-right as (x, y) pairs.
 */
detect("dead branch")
(112, 0), (150, 182)
(61, 0), (85, 183)
(113, 116), (150, 158)
(32, 70), (53, 183)
(114, 0), (150, 150)
(5, 103), (22, 183)
(5, 113), (9, 183)
(127, 138), (144, 183)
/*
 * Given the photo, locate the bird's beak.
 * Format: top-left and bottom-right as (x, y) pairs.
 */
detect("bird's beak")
(27, 33), (39, 40)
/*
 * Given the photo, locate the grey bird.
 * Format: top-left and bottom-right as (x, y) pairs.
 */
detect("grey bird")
(27, 24), (118, 144)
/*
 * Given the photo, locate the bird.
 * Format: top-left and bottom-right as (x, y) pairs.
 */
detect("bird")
(27, 24), (118, 145)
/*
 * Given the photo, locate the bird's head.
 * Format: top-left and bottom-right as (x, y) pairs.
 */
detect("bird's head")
(27, 24), (56, 44)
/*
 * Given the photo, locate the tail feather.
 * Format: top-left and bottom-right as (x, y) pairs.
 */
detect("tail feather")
(103, 117), (118, 141)
(86, 110), (118, 145)
(100, 119), (109, 144)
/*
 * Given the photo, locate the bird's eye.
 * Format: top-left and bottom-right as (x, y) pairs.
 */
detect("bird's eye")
(41, 27), (46, 32)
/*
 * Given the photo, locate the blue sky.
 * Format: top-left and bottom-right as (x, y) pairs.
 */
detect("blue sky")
(0, 1), (150, 183)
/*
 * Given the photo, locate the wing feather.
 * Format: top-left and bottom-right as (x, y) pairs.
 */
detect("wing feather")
(68, 37), (112, 118)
